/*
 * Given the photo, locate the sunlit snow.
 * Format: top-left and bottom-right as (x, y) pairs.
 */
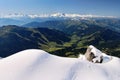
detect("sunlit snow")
(0, 45), (119, 80)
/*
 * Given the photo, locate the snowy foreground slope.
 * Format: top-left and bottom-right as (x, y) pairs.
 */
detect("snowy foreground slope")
(0, 46), (120, 80)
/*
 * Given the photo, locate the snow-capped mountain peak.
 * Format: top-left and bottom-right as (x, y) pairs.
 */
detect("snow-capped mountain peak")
(0, 13), (116, 19)
(50, 12), (65, 17)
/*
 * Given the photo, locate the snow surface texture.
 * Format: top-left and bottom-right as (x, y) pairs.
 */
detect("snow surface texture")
(0, 45), (120, 80)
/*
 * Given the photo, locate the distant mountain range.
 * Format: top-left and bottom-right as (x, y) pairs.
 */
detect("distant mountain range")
(0, 13), (117, 26)
(23, 19), (120, 33)
(1, 13), (116, 19)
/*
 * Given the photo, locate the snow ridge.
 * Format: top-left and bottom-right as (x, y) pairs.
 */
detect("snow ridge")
(0, 46), (120, 80)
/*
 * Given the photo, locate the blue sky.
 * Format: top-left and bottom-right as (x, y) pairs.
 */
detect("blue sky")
(0, 0), (120, 17)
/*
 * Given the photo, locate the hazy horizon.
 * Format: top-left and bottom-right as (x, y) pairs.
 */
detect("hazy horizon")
(0, 0), (120, 17)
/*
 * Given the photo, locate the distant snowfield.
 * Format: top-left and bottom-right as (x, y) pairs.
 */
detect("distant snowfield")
(0, 48), (120, 80)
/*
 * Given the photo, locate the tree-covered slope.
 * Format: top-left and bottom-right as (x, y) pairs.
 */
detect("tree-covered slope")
(0, 25), (70, 57)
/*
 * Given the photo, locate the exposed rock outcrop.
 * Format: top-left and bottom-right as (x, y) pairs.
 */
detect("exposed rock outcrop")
(85, 45), (103, 63)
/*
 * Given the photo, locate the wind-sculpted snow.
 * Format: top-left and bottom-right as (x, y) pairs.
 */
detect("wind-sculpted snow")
(0, 47), (120, 80)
